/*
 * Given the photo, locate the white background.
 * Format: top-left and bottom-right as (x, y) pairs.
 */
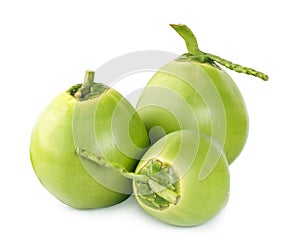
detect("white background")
(1, 0), (299, 242)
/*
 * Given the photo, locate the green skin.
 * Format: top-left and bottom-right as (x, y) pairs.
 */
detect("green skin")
(137, 24), (268, 163)
(133, 130), (230, 227)
(30, 71), (149, 209)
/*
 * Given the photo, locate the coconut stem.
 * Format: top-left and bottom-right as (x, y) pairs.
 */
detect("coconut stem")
(74, 70), (95, 98)
(76, 148), (113, 168)
(170, 24), (268, 81)
(120, 171), (179, 205)
(76, 148), (179, 205)
(148, 179), (180, 205)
